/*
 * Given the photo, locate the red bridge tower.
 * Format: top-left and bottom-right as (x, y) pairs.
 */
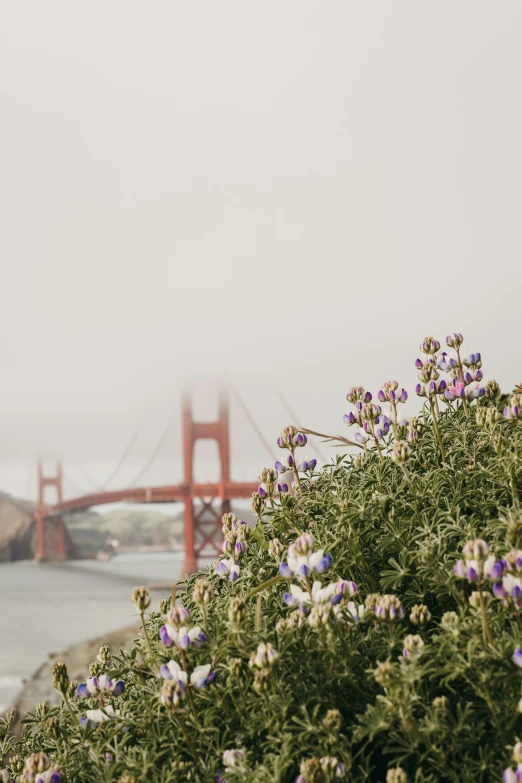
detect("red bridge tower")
(35, 389), (258, 574)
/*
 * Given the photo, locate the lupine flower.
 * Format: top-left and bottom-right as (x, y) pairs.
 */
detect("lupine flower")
(409, 604), (431, 625)
(438, 352), (458, 372)
(419, 336), (441, 355)
(484, 379), (501, 400)
(374, 594), (405, 621)
(417, 359), (440, 383)
(360, 402), (382, 422)
(503, 766), (522, 783)
(346, 386), (372, 404)
(274, 454), (294, 473)
(476, 406), (501, 428)
(446, 332), (464, 348)
(392, 440), (412, 465)
(504, 394), (522, 421)
(283, 580), (347, 611)
(298, 457), (317, 471)
(19, 754), (61, 783)
(251, 491), (265, 516)
(277, 425), (307, 449)
(343, 411), (357, 426)
(52, 661), (69, 695)
(193, 578), (213, 606)
(402, 634), (425, 659)
(386, 768), (408, 783)
(131, 586), (151, 613)
(464, 352), (481, 366)
(373, 661), (393, 686)
(355, 431), (369, 445)
(378, 381), (408, 404)
(296, 756), (345, 782)
(279, 534), (332, 579)
(249, 642), (278, 670)
(0, 771), (15, 783)
(373, 414), (391, 439)
(268, 537), (286, 561)
(308, 603), (334, 628)
(77, 674), (124, 698)
(492, 574), (522, 608)
(160, 606), (206, 649)
(469, 590), (493, 609)
(160, 659), (215, 688)
(160, 678), (186, 709)
(277, 481), (289, 493)
(454, 540), (503, 583)
(416, 380), (446, 398)
(219, 749), (243, 779)
(346, 601), (366, 623)
(79, 705), (119, 728)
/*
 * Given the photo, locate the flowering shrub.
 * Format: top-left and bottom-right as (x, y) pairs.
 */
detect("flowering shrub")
(2, 333), (522, 782)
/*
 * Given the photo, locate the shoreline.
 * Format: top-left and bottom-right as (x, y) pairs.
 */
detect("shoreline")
(8, 623), (139, 734)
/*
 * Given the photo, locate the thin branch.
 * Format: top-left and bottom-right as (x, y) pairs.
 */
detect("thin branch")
(299, 428), (364, 450)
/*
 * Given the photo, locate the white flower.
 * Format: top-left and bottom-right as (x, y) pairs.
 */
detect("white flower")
(84, 705), (119, 724)
(160, 660), (188, 684)
(216, 557), (240, 582)
(288, 548), (327, 576)
(286, 580), (336, 608)
(346, 601), (366, 622)
(190, 663), (212, 687)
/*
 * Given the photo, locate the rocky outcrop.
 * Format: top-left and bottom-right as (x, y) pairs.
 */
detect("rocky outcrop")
(0, 492), (76, 561)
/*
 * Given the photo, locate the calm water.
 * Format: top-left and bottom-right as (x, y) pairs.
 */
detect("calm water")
(0, 552), (186, 710)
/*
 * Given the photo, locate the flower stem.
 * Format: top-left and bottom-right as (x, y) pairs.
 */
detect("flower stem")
(180, 650), (201, 727)
(429, 399), (446, 461)
(455, 347), (469, 418)
(174, 713), (202, 764)
(290, 447), (303, 490)
(140, 612), (159, 674)
(255, 594), (263, 632)
(245, 574), (282, 600)
(62, 691), (79, 726)
(478, 583), (495, 648)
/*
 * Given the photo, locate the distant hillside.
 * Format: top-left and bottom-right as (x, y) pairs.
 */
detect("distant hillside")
(65, 503), (256, 557)
(0, 492), (76, 561)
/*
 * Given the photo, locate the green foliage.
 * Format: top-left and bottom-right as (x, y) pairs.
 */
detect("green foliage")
(5, 387), (522, 782)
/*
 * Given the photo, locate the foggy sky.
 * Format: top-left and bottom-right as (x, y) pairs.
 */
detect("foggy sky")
(1, 2), (521, 498)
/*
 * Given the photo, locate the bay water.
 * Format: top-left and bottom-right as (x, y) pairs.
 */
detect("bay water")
(0, 552), (185, 710)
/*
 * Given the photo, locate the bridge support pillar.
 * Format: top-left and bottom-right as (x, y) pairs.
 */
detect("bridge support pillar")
(36, 461), (65, 561)
(182, 389), (231, 576)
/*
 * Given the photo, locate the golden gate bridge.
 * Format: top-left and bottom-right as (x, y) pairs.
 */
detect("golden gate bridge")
(34, 388), (323, 574)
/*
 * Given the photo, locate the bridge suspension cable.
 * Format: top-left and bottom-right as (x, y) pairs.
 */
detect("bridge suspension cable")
(126, 408), (178, 488)
(98, 422), (142, 489)
(231, 385), (276, 462)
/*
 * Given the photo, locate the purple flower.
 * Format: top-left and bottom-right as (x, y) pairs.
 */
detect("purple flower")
(277, 482), (289, 494)
(514, 648), (522, 667)
(257, 485), (267, 498)
(343, 412), (357, 425)
(283, 591), (299, 606)
(446, 332), (464, 348)
(274, 461), (285, 473)
(279, 562), (294, 578)
(314, 553), (333, 573)
(438, 352), (458, 371)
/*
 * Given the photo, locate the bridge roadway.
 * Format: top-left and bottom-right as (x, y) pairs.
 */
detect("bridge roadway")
(46, 482), (258, 516)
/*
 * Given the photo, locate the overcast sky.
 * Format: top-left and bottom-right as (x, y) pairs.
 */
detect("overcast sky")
(0, 2), (520, 498)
